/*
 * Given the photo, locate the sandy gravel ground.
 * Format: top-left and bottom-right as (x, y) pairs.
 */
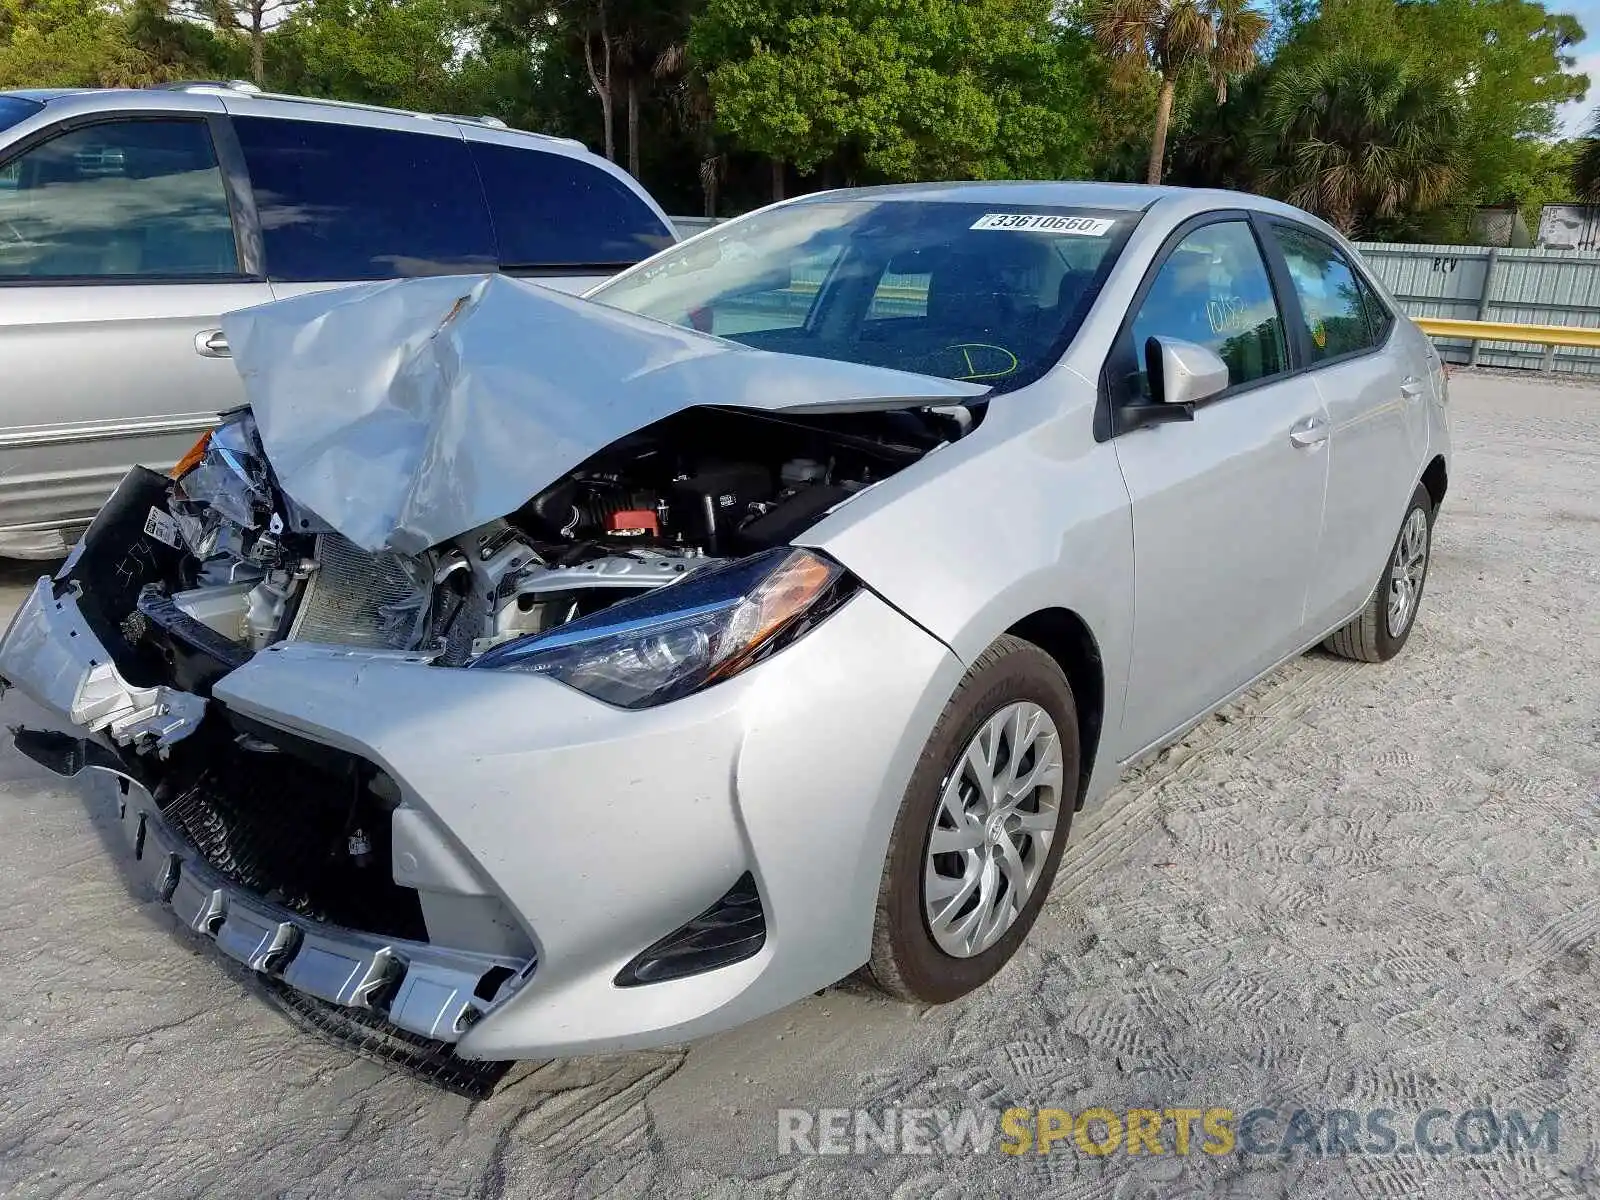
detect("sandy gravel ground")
(0, 371), (1595, 1199)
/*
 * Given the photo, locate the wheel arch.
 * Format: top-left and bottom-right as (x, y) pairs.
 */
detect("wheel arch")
(1005, 607), (1104, 810)
(1421, 454), (1448, 511)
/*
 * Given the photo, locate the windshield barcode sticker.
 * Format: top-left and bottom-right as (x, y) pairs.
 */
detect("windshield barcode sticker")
(143, 506), (181, 549)
(971, 213), (1115, 236)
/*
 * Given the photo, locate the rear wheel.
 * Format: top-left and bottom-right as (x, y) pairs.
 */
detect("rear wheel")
(1324, 483), (1434, 663)
(867, 635), (1079, 1003)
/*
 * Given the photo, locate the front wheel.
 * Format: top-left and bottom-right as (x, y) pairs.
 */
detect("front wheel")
(866, 635), (1079, 1003)
(1324, 483), (1435, 663)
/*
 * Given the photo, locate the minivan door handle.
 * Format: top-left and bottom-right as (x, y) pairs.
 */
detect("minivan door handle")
(1400, 375), (1424, 398)
(195, 329), (231, 358)
(1288, 414), (1329, 449)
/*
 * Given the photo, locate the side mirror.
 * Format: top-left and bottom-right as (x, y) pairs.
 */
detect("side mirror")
(1148, 336), (1229, 406)
(1116, 336), (1229, 433)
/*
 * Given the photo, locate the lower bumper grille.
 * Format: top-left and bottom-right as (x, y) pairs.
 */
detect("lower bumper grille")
(137, 801), (530, 1049)
(160, 749), (428, 942)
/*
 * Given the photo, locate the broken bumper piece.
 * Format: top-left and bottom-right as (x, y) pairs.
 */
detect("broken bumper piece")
(0, 578), (204, 756)
(135, 799), (529, 1044)
(2, 576), (532, 1052)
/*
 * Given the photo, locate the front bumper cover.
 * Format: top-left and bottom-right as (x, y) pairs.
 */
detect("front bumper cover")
(2, 555), (965, 1062)
(1, 578), (529, 1048)
(0, 577), (205, 754)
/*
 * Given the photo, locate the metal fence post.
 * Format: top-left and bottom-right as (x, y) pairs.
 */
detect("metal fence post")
(1469, 247), (1499, 369)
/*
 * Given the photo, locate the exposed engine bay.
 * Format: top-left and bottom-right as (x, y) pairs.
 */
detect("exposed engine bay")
(123, 402), (969, 688)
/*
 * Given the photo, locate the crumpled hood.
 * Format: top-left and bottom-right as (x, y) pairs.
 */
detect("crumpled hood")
(221, 273), (986, 555)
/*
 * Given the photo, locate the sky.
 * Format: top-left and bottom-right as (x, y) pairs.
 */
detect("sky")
(1558, 0), (1600, 136)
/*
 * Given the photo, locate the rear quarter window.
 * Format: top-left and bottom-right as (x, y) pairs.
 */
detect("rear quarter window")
(468, 141), (673, 269)
(234, 116), (497, 282)
(0, 96), (42, 136)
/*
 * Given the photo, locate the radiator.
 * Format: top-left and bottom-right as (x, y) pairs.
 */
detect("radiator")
(288, 533), (428, 651)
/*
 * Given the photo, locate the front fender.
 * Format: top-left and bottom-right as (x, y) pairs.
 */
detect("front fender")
(797, 375), (1135, 798)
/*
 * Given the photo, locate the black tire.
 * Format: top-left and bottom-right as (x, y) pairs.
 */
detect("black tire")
(866, 634), (1080, 1003)
(1323, 483), (1435, 663)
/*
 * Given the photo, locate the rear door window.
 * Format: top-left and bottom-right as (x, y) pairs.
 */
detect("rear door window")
(1272, 225), (1385, 362)
(0, 118), (238, 279)
(467, 141), (673, 269)
(233, 116), (496, 282)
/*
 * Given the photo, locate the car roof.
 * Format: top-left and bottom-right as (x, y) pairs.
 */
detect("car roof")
(0, 82), (676, 238)
(0, 83), (584, 150)
(2, 89), (85, 101)
(784, 180), (1284, 214)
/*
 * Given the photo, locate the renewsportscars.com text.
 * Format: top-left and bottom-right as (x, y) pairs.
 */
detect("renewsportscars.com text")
(776, 1106), (1560, 1158)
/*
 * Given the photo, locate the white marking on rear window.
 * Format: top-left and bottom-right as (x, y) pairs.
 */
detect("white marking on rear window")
(970, 213), (1116, 236)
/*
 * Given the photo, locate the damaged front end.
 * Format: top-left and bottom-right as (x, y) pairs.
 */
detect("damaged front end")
(0, 272), (981, 1080)
(1, 467), (537, 1093)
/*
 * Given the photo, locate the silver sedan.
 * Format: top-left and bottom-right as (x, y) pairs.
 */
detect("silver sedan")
(0, 182), (1449, 1079)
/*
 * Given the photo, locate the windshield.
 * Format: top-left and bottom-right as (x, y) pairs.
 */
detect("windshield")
(588, 200), (1136, 392)
(0, 97), (43, 138)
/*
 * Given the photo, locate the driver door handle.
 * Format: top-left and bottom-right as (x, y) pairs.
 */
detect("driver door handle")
(1400, 375), (1424, 398)
(195, 329), (231, 358)
(1288, 414), (1328, 449)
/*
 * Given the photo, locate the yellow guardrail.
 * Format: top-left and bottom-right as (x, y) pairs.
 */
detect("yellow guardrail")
(1414, 316), (1600, 349)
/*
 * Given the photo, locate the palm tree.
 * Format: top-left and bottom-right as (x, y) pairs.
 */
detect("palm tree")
(1085, 0), (1269, 185)
(1573, 109), (1600, 203)
(654, 40), (723, 216)
(1250, 50), (1461, 236)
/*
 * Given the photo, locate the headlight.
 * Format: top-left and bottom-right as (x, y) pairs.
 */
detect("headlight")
(471, 548), (855, 708)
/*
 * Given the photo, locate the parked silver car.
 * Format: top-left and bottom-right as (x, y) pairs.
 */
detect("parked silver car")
(0, 183), (1449, 1087)
(0, 83), (674, 559)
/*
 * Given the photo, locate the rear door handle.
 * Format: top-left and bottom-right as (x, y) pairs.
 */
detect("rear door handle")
(1400, 375), (1424, 398)
(1288, 414), (1328, 449)
(195, 329), (231, 358)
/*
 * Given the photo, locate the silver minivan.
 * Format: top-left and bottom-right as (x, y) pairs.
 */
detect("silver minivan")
(0, 83), (675, 558)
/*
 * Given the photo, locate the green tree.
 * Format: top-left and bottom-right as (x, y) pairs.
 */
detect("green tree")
(1273, 0), (1586, 218)
(691, 0), (1101, 200)
(172, 0), (305, 85)
(0, 0), (156, 87)
(1083, 0), (1268, 184)
(1249, 48), (1461, 235)
(270, 0), (484, 111)
(1498, 136), (1575, 231)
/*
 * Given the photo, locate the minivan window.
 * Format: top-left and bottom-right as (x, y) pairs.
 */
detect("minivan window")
(0, 119), (238, 279)
(234, 116), (496, 282)
(468, 142), (673, 269)
(0, 96), (42, 136)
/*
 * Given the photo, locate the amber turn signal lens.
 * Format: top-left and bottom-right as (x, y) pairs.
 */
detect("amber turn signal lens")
(705, 549), (842, 682)
(171, 430), (211, 478)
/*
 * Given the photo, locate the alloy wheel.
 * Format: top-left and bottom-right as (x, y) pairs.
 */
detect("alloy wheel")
(1386, 507), (1430, 639)
(923, 700), (1065, 958)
